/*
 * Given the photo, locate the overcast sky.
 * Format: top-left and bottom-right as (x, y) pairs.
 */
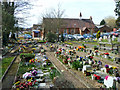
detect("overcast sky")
(19, 0), (117, 28)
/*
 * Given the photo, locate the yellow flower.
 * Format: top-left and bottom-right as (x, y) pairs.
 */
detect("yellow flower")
(29, 60), (31, 63)
(15, 81), (20, 85)
(112, 67), (117, 69)
(17, 88), (20, 90)
(76, 48), (79, 51)
(28, 79), (32, 82)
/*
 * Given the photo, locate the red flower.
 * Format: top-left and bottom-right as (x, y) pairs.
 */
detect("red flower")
(90, 56), (93, 59)
(56, 52), (59, 54)
(95, 50), (98, 53)
(104, 53), (109, 55)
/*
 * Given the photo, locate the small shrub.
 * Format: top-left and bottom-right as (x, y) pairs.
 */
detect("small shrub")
(72, 61), (83, 70)
(20, 53), (35, 62)
(46, 32), (57, 43)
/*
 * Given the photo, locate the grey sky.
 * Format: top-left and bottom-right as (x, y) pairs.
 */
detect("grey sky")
(17, 0), (117, 28)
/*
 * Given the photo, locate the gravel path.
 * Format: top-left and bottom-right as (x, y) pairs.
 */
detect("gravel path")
(43, 45), (87, 88)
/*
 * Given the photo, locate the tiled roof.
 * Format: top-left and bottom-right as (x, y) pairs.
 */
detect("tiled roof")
(43, 18), (97, 30)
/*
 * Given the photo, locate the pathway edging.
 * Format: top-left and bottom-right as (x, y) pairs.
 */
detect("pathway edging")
(1, 56), (17, 82)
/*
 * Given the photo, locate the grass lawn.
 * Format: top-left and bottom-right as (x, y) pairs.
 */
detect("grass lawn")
(0, 56), (15, 78)
(67, 40), (120, 48)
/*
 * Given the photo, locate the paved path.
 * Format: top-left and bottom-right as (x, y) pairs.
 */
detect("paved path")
(43, 45), (87, 88)
(2, 55), (21, 89)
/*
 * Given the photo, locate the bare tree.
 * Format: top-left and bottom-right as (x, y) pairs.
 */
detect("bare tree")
(104, 16), (116, 28)
(41, 3), (65, 41)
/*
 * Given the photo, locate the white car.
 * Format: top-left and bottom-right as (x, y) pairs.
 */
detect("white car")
(73, 34), (84, 40)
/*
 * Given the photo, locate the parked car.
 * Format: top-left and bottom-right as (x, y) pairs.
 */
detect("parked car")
(83, 34), (93, 38)
(24, 34), (32, 39)
(59, 33), (68, 40)
(93, 33), (97, 38)
(73, 34), (84, 40)
(111, 31), (119, 37)
(100, 33), (110, 38)
(66, 34), (75, 40)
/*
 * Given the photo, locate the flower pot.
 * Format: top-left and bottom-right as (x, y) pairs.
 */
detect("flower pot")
(105, 55), (109, 58)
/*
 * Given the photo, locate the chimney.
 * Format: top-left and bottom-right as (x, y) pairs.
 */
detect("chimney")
(90, 16), (92, 21)
(80, 12), (82, 19)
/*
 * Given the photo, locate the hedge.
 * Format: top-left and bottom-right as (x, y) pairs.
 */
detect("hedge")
(20, 53), (35, 62)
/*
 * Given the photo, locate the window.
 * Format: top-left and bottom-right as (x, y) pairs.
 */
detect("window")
(71, 29), (74, 34)
(68, 29), (71, 34)
(64, 29), (67, 33)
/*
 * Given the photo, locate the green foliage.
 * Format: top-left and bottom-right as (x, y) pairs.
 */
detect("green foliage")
(1, 56), (15, 76)
(96, 30), (100, 39)
(100, 19), (106, 25)
(114, 1), (120, 16)
(20, 53), (35, 62)
(72, 61), (83, 70)
(2, 2), (18, 46)
(94, 46), (97, 48)
(50, 68), (60, 80)
(46, 32), (57, 43)
(116, 17), (120, 27)
(61, 33), (64, 42)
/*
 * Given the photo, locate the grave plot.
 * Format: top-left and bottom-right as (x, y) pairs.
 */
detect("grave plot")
(12, 45), (60, 89)
(42, 45), (87, 88)
(50, 43), (120, 89)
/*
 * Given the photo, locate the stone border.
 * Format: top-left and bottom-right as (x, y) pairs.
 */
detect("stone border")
(0, 56), (17, 82)
(12, 58), (21, 86)
(48, 56), (62, 75)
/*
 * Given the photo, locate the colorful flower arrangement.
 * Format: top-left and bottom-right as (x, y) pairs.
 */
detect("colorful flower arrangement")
(32, 70), (37, 76)
(105, 64), (109, 68)
(29, 59), (37, 63)
(104, 52), (109, 55)
(13, 80), (37, 89)
(78, 46), (85, 49)
(32, 48), (36, 51)
(88, 56), (93, 60)
(95, 50), (98, 53)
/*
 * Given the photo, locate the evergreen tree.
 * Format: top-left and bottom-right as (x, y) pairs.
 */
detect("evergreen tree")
(61, 33), (64, 42)
(2, 2), (16, 45)
(114, 1), (120, 27)
(100, 19), (106, 25)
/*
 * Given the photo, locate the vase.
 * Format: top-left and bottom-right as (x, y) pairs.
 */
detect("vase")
(105, 55), (109, 58)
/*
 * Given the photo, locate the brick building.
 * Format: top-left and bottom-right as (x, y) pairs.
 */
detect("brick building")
(32, 24), (43, 40)
(43, 18), (97, 35)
